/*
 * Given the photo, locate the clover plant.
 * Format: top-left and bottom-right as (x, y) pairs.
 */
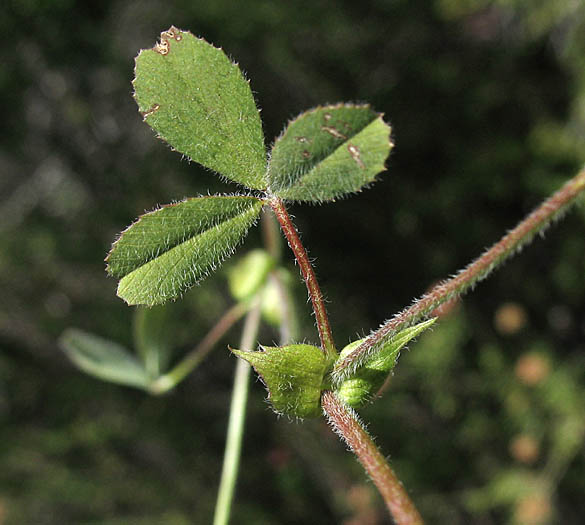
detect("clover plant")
(60, 27), (585, 524)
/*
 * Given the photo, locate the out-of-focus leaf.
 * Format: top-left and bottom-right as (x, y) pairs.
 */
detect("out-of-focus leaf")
(106, 196), (263, 306)
(268, 104), (393, 202)
(60, 329), (150, 389)
(261, 268), (296, 329)
(133, 27), (267, 189)
(133, 305), (174, 377)
(464, 469), (541, 511)
(228, 249), (275, 301)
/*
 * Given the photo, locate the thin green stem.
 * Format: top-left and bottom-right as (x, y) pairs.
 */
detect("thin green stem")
(268, 196), (336, 360)
(321, 390), (424, 525)
(333, 167), (585, 382)
(149, 301), (248, 394)
(213, 299), (262, 525)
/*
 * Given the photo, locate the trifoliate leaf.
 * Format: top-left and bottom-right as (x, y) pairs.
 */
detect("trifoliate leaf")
(228, 249), (275, 301)
(268, 104), (393, 202)
(60, 328), (151, 389)
(335, 318), (436, 408)
(134, 27), (267, 189)
(232, 344), (330, 418)
(106, 196), (263, 305)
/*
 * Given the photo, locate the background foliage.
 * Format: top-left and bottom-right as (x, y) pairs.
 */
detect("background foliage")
(1, 0), (585, 523)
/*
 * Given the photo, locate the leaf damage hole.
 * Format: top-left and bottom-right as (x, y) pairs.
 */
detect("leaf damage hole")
(141, 104), (160, 120)
(295, 136), (310, 143)
(302, 150), (312, 159)
(347, 144), (365, 169)
(154, 41), (169, 55)
(154, 26), (182, 55)
(321, 126), (347, 140)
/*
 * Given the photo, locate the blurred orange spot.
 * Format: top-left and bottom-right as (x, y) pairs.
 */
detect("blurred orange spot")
(509, 434), (540, 464)
(515, 353), (550, 386)
(514, 492), (552, 525)
(494, 302), (527, 335)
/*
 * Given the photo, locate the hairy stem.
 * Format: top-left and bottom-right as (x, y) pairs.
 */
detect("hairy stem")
(213, 299), (262, 525)
(321, 391), (424, 524)
(334, 167), (585, 381)
(150, 301), (249, 394)
(268, 196), (336, 359)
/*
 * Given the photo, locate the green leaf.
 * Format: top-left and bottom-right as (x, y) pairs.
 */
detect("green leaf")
(133, 305), (174, 377)
(268, 104), (393, 202)
(335, 318), (436, 408)
(232, 344), (330, 418)
(134, 27), (267, 189)
(106, 195), (263, 306)
(228, 249), (275, 301)
(59, 328), (151, 389)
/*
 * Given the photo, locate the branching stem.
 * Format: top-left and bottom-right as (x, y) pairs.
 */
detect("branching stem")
(321, 391), (424, 524)
(268, 196), (337, 359)
(334, 167), (585, 381)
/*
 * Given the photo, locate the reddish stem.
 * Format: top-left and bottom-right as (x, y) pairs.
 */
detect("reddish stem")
(321, 391), (424, 524)
(334, 167), (585, 380)
(268, 196), (336, 359)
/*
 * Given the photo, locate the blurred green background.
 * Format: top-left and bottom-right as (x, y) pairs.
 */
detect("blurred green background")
(2, 0), (585, 523)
